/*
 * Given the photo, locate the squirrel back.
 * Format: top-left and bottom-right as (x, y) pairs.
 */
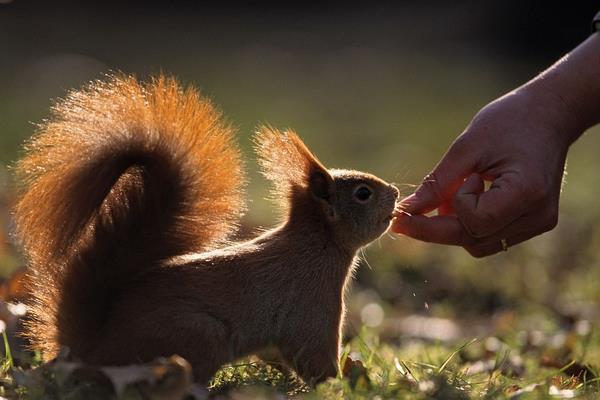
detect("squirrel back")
(14, 74), (245, 357)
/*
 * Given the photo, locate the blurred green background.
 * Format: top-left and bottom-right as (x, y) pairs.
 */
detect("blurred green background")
(2, 0), (600, 356)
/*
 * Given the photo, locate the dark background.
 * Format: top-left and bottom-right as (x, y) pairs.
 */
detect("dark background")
(2, 1), (600, 342)
(2, 1), (598, 164)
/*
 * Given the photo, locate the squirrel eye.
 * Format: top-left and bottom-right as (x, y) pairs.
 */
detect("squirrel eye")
(354, 186), (372, 202)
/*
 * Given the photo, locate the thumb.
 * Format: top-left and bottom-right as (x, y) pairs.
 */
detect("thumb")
(397, 141), (475, 215)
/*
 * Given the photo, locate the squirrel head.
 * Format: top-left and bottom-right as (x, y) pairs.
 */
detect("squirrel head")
(255, 126), (399, 250)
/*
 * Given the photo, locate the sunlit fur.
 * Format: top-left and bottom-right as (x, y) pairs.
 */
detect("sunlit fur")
(13, 74), (398, 385)
(254, 126), (328, 217)
(15, 74), (245, 357)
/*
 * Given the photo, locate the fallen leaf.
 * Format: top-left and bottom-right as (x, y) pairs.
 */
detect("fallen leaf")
(342, 356), (370, 389)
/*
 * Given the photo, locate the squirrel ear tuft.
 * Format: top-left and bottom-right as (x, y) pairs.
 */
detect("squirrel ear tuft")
(254, 125), (334, 212)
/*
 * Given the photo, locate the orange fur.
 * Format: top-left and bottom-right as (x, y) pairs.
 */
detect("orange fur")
(255, 126), (328, 211)
(15, 74), (245, 357)
(13, 74), (398, 385)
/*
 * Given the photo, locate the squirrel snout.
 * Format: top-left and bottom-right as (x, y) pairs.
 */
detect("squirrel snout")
(389, 184), (399, 199)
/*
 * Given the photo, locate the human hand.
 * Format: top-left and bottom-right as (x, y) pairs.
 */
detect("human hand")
(391, 87), (575, 257)
(392, 33), (600, 257)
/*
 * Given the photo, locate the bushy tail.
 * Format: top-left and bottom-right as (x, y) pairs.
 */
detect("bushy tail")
(13, 74), (245, 358)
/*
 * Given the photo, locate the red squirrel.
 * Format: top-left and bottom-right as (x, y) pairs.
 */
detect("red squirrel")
(13, 74), (399, 385)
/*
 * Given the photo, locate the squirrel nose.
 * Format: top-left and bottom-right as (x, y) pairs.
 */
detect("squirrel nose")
(389, 184), (399, 199)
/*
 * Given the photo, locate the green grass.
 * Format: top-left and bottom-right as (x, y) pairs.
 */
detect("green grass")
(1, 324), (599, 399)
(209, 326), (600, 399)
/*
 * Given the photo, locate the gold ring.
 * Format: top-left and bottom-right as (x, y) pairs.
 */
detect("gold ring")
(501, 238), (508, 252)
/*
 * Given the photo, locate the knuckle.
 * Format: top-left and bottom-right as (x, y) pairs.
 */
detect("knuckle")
(459, 229), (478, 247)
(467, 107), (490, 130)
(461, 210), (496, 238)
(465, 245), (490, 258)
(522, 177), (549, 203)
(449, 134), (470, 155)
(421, 172), (445, 203)
(501, 172), (544, 204)
(541, 209), (559, 232)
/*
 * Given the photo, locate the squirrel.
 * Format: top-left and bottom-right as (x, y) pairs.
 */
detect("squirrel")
(13, 74), (399, 385)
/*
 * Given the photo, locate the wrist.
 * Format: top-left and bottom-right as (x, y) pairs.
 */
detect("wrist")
(522, 33), (600, 145)
(515, 80), (580, 151)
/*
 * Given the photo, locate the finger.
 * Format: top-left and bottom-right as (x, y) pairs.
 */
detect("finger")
(438, 201), (455, 216)
(393, 201), (556, 249)
(463, 210), (558, 257)
(398, 139), (475, 215)
(454, 172), (528, 238)
(438, 173), (483, 217)
(465, 229), (540, 258)
(460, 172), (485, 194)
(391, 213), (473, 246)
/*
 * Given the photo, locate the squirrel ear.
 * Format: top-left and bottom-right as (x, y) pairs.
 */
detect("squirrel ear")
(309, 169), (338, 219)
(254, 125), (335, 214)
(309, 170), (331, 200)
(255, 125), (329, 189)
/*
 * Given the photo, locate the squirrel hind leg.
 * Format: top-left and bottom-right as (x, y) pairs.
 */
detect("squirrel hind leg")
(88, 306), (232, 384)
(278, 340), (339, 386)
